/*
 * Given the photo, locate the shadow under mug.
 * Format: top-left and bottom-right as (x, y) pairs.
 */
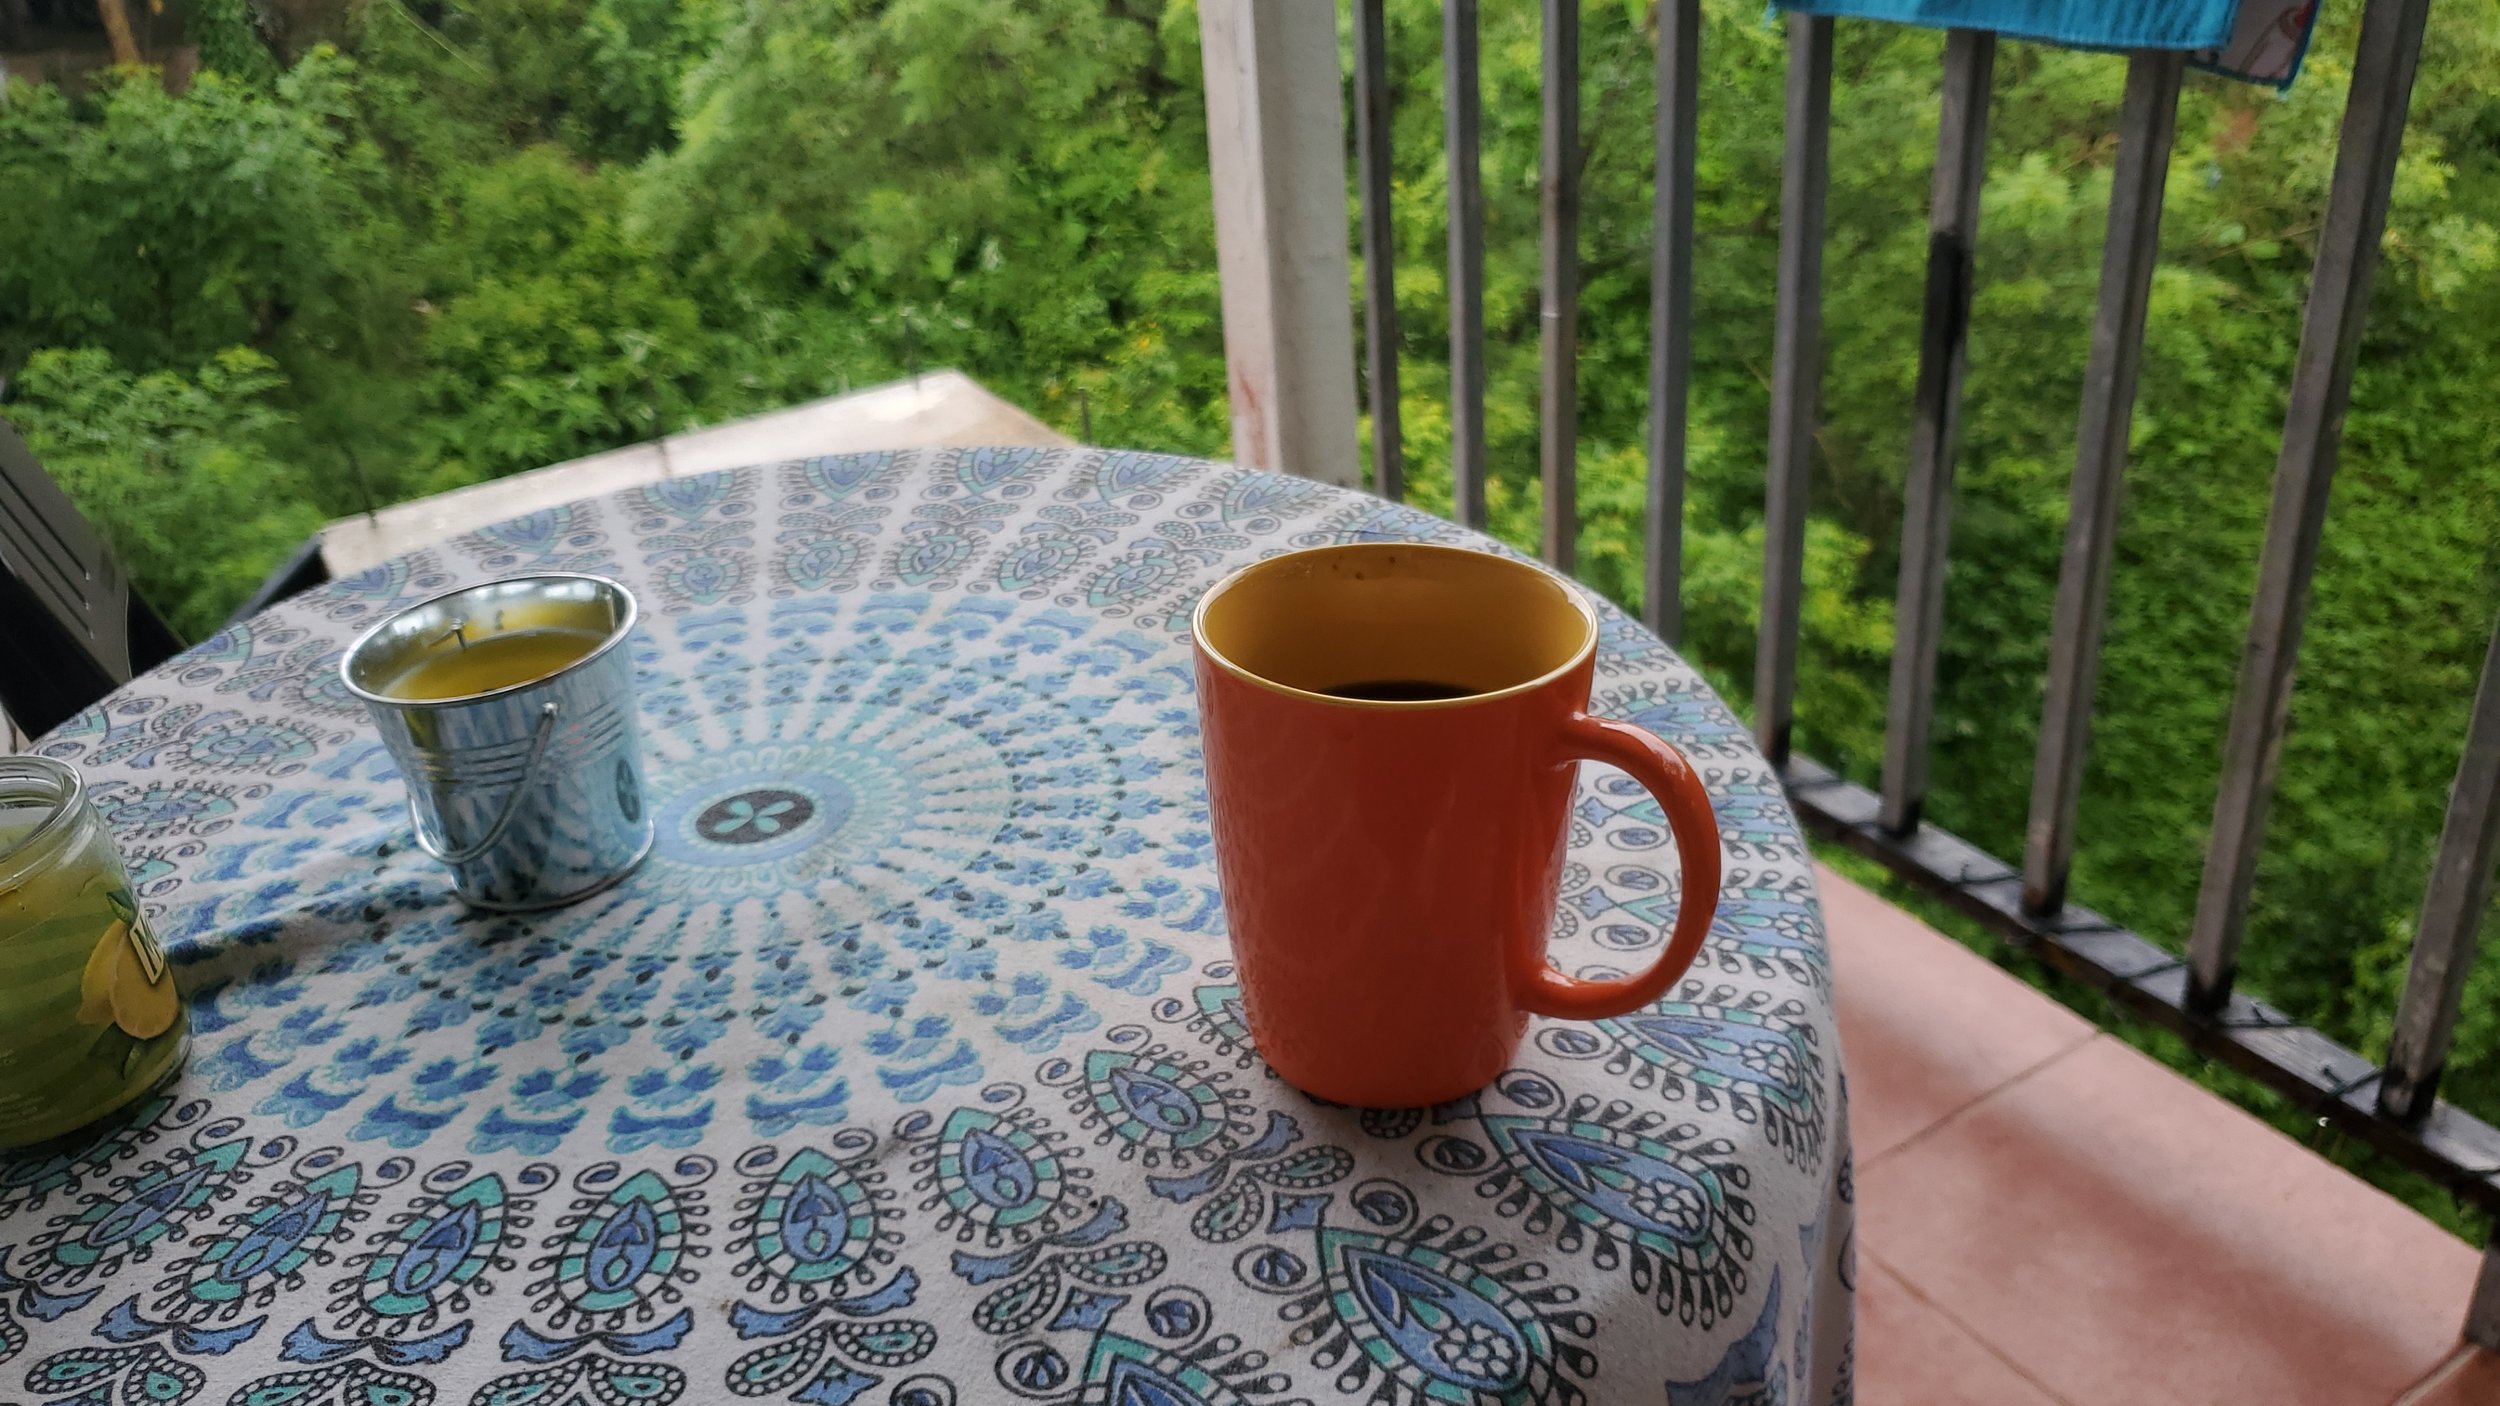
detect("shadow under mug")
(1191, 542), (1722, 1107)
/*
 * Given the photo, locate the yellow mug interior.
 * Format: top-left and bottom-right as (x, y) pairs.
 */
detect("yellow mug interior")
(1194, 543), (1595, 705)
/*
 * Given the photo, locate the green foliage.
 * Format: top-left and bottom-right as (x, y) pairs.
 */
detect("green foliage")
(411, 147), (713, 489)
(633, 0), (1227, 450)
(0, 54), (398, 375)
(5, 0), (2500, 1210)
(189, 0), (282, 85)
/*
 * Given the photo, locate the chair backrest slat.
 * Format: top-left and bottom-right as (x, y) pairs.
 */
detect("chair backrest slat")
(0, 416), (135, 683)
(0, 415), (185, 738)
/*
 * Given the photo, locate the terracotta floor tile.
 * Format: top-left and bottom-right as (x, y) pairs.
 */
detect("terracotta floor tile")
(2400, 1348), (2500, 1405)
(1862, 1035), (2478, 1406)
(1856, 1259), (2065, 1406)
(1818, 865), (2095, 1162)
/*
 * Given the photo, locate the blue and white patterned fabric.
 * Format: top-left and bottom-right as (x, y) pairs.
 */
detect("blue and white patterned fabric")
(1, 449), (1852, 1406)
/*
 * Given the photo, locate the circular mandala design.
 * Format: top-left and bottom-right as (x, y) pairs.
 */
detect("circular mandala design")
(640, 702), (1012, 904)
(695, 788), (828, 848)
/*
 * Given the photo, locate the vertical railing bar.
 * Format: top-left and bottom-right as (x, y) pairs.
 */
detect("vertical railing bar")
(1444, 0), (1488, 530)
(2380, 614), (2500, 1123)
(1352, 0), (1403, 503)
(1878, 28), (1996, 835)
(1755, 14), (1833, 766)
(2018, 50), (2183, 913)
(1539, 0), (1581, 573)
(1644, 0), (1700, 646)
(2186, 0), (2434, 1010)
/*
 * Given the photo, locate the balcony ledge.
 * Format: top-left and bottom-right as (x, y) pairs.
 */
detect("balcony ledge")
(315, 371), (1071, 577)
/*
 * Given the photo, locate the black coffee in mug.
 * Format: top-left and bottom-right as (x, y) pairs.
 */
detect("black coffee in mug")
(1322, 679), (1477, 703)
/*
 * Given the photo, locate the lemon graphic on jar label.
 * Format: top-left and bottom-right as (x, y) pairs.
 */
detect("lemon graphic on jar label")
(77, 920), (120, 1026)
(75, 895), (177, 1041)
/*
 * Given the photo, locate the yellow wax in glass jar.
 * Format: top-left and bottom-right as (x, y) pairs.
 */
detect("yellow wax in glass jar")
(0, 770), (186, 1149)
(381, 628), (608, 701)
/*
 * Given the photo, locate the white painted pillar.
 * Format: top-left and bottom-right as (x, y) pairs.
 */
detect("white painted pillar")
(1198, 0), (1362, 487)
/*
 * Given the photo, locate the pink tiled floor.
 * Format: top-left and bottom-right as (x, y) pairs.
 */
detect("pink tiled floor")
(1821, 866), (2497, 1406)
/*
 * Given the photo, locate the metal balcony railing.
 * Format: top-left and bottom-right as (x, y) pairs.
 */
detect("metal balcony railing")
(1194, 0), (2499, 1343)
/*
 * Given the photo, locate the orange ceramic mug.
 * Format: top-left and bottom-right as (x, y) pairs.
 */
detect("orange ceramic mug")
(1191, 542), (1722, 1107)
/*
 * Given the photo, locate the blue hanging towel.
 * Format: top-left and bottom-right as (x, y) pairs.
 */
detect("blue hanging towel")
(2193, 1), (2321, 89)
(1773, 1), (2322, 89)
(1772, 0), (2240, 52)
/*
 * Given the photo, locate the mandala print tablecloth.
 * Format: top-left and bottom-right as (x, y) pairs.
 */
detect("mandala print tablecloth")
(1, 449), (1853, 1406)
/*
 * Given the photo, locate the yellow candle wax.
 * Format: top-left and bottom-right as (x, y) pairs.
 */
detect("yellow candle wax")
(0, 776), (186, 1149)
(382, 628), (608, 701)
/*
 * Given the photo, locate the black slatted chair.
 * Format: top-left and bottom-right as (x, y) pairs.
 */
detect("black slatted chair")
(0, 414), (183, 738)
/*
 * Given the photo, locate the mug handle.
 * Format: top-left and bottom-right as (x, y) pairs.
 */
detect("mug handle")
(1518, 713), (1723, 1021)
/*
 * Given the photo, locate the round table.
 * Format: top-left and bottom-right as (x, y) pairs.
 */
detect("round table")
(3, 449), (1851, 1406)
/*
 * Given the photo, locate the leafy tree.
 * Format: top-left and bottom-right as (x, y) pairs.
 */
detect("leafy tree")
(189, 0), (282, 85)
(634, 0), (1229, 450)
(408, 147), (714, 490)
(0, 54), (399, 378)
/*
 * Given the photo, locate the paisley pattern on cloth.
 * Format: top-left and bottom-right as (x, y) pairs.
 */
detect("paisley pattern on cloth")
(3, 449), (1852, 1405)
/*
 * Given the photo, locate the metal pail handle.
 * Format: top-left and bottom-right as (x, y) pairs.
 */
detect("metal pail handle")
(410, 702), (561, 865)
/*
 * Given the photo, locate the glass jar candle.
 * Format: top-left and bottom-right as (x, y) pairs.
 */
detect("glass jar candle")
(0, 756), (187, 1147)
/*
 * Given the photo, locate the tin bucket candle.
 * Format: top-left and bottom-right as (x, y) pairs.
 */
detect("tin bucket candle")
(0, 756), (187, 1148)
(341, 574), (652, 911)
